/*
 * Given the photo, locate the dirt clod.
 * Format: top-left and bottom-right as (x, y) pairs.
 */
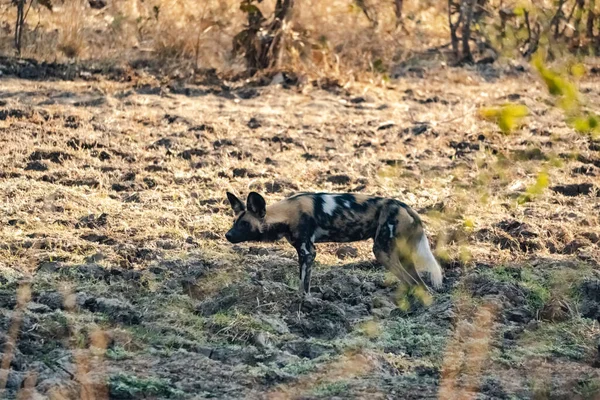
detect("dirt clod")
(552, 183), (598, 197)
(335, 245), (358, 259)
(326, 174), (352, 185)
(24, 160), (48, 171)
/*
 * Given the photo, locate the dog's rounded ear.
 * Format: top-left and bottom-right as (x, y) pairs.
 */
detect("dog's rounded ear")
(247, 192), (266, 218)
(226, 192), (245, 214)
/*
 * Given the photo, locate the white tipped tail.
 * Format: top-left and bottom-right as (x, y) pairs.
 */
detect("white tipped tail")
(414, 234), (443, 289)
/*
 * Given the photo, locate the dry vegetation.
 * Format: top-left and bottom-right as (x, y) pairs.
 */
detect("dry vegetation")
(1, 0), (600, 399)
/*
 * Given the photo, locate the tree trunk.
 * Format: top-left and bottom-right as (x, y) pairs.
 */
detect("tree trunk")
(448, 0), (462, 58)
(394, 0), (403, 26)
(573, 0), (585, 47)
(586, 0), (595, 42)
(552, 0), (566, 39)
(461, 0), (476, 63)
(264, 0), (294, 69)
(14, 0), (26, 56)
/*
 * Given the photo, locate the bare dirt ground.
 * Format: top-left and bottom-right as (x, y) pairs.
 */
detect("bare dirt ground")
(1, 61), (600, 399)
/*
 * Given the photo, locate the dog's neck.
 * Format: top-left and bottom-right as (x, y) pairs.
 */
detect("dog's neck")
(260, 220), (289, 242)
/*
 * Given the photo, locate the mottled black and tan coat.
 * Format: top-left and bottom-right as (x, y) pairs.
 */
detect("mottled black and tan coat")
(225, 192), (443, 294)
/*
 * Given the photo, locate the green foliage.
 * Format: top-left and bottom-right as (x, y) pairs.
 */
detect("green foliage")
(313, 381), (350, 397)
(240, 3), (261, 14)
(484, 266), (550, 311)
(518, 170), (549, 204)
(568, 114), (600, 138)
(371, 59), (386, 74)
(523, 318), (597, 361)
(484, 262), (593, 314)
(252, 354), (330, 381)
(109, 374), (184, 399)
(533, 52), (581, 113)
(106, 346), (134, 361)
(575, 376), (600, 400)
(479, 104), (528, 133)
(379, 317), (448, 364)
(532, 53), (600, 139)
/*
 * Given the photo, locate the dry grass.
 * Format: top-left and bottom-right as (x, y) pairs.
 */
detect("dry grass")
(0, 61), (598, 277)
(0, 0), (450, 79)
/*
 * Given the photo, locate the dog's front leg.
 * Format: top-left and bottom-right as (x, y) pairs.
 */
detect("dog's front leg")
(294, 240), (316, 294)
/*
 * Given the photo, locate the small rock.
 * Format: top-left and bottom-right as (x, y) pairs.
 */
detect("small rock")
(7, 219), (25, 227)
(143, 177), (157, 188)
(88, 0), (107, 10)
(253, 332), (271, 349)
(25, 160), (48, 171)
(270, 73), (285, 86)
(80, 233), (116, 245)
(178, 148), (208, 160)
(372, 307), (393, 318)
(75, 213), (108, 229)
(411, 124), (430, 135)
(83, 297), (141, 324)
(1, 370), (26, 389)
(552, 183), (597, 197)
(123, 193), (140, 203)
(84, 252), (105, 263)
(562, 239), (587, 254)
(281, 340), (337, 359)
(27, 302), (52, 314)
(29, 150), (71, 164)
(582, 232), (599, 244)
(121, 171), (136, 181)
(377, 121), (395, 130)
(111, 182), (134, 192)
(199, 231), (221, 240)
(335, 246), (358, 260)
(0, 108), (32, 120)
(326, 174), (352, 185)
(213, 139), (234, 149)
(505, 307), (532, 323)
(37, 291), (64, 310)
(236, 88), (259, 99)
(248, 117), (261, 129)
(350, 96), (372, 104)
(248, 247), (269, 256)
(75, 263), (109, 280)
(156, 240), (178, 250)
(258, 315), (289, 334)
(37, 261), (61, 273)
(151, 137), (174, 149)
(189, 124), (215, 133)
(572, 165), (598, 176)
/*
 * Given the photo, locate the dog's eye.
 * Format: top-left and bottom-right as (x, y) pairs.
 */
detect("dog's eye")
(240, 221), (251, 229)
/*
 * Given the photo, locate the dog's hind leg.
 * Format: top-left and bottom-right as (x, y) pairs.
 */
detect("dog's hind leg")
(373, 203), (428, 290)
(373, 222), (425, 289)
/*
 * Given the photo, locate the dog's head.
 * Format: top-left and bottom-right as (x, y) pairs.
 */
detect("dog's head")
(224, 192), (266, 243)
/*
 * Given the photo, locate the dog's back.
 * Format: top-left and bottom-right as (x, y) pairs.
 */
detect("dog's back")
(273, 193), (412, 243)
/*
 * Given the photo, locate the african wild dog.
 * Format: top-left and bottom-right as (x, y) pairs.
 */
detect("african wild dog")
(225, 192), (443, 294)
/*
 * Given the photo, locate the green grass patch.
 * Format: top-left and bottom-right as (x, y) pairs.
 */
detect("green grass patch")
(509, 318), (597, 363)
(313, 380), (350, 397)
(378, 317), (449, 364)
(106, 346), (135, 361)
(207, 310), (274, 344)
(481, 262), (593, 314)
(109, 373), (184, 399)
